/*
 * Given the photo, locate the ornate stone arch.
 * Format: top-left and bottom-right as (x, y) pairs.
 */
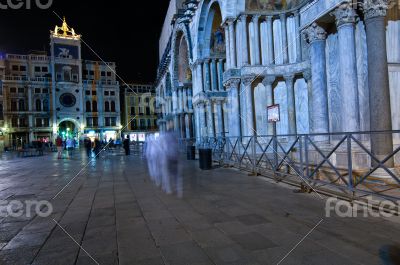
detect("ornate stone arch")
(57, 118), (81, 132)
(171, 23), (193, 87)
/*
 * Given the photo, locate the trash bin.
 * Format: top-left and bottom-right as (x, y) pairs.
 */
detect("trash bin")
(199, 148), (212, 170)
(187, 145), (196, 160)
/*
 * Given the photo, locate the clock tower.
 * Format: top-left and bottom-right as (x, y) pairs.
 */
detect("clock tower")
(50, 17), (84, 138)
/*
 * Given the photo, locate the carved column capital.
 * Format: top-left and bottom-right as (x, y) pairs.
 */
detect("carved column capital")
(238, 14), (247, 22)
(331, 2), (357, 27)
(241, 75), (255, 87)
(363, 0), (389, 20)
(265, 15), (273, 22)
(224, 78), (240, 90)
(262, 75), (276, 87)
(252, 14), (261, 23)
(284, 74), (295, 84)
(303, 23), (327, 44)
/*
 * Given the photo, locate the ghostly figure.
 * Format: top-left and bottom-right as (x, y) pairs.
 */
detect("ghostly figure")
(145, 130), (182, 197)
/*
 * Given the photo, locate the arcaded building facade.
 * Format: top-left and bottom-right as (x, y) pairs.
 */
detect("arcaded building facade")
(156, 0), (400, 167)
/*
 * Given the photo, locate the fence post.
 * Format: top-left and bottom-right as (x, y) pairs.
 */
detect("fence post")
(299, 135), (304, 179)
(252, 136), (256, 175)
(347, 134), (354, 199)
(305, 135), (310, 179)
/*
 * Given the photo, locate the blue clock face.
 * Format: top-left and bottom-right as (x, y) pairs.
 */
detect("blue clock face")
(59, 93), (76, 108)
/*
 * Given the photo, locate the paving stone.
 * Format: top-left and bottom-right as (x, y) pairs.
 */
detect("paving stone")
(160, 241), (212, 265)
(229, 232), (277, 251)
(236, 214), (271, 226)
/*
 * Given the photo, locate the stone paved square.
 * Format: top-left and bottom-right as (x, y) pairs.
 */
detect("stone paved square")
(0, 150), (399, 265)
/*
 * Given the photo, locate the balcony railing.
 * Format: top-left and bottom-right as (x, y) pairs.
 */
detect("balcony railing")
(6, 54), (49, 61)
(4, 76), (51, 82)
(83, 80), (119, 86)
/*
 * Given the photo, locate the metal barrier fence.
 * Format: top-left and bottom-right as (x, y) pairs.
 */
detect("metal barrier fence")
(179, 131), (400, 201)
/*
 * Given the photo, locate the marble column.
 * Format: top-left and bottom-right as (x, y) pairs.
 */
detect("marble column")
(280, 13), (289, 64)
(187, 88), (193, 110)
(206, 100), (215, 138)
(266, 16), (275, 65)
(242, 76), (255, 136)
(303, 23), (329, 136)
(262, 75), (276, 136)
(196, 61), (204, 92)
(228, 20), (237, 68)
(363, 0), (394, 167)
(195, 105), (201, 143)
(203, 59), (211, 91)
(216, 100), (224, 137)
(332, 4), (360, 133)
(224, 23), (231, 68)
(211, 59), (218, 91)
(303, 70), (314, 133)
(284, 75), (296, 135)
(218, 59), (224, 91)
(240, 15), (249, 66)
(225, 79), (241, 137)
(199, 103), (207, 139)
(172, 90), (178, 114)
(252, 15), (261, 65)
(294, 11), (302, 62)
(182, 87), (188, 112)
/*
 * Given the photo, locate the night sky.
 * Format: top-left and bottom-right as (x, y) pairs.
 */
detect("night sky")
(0, 0), (170, 83)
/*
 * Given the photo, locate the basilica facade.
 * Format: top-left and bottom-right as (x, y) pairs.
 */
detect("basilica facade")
(156, 0), (400, 166)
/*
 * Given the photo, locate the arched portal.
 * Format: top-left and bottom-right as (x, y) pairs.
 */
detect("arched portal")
(172, 27), (195, 139)
(58, 119), (80, 139)
(196, 0), (227, 139)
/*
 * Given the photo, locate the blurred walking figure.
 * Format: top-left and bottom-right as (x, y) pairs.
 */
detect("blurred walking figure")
(145, 129), (182, 197)
(66, 138), (74, 159)
(93, 138), (101, 158)
(123, 136), (130, 156)
(56, 136), (63, 159)
(84, 138), (92, 158)
(146, 135), (161, 186)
